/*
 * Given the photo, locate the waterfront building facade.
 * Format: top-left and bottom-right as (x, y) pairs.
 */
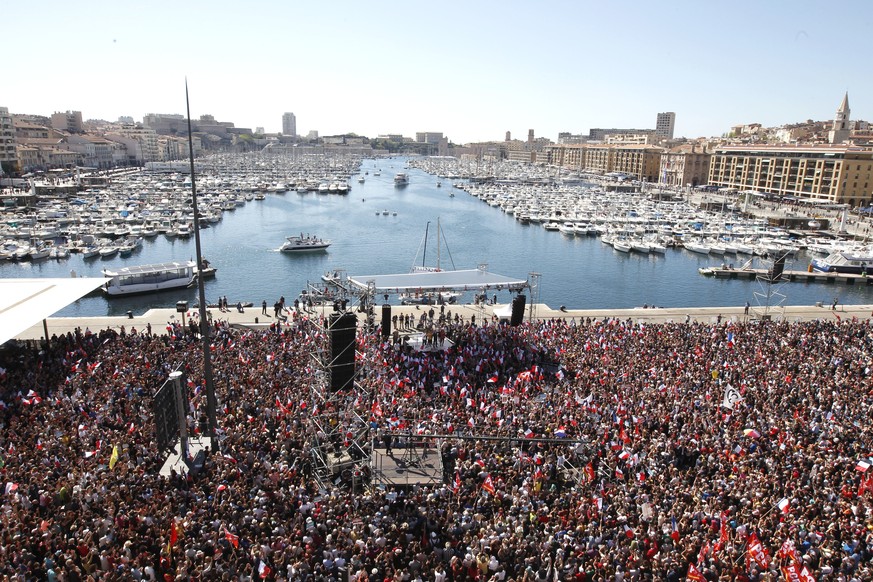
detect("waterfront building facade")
(545, 144), (663, 181)
(708, 144), (873, 207)
(282, 112), (296, 137)
(659, 144), (711, 188)
(65, 135), (116, 169)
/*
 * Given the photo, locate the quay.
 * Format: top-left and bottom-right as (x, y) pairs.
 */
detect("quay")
(13, 301), (873, 343)
(701, 267), (873, 285)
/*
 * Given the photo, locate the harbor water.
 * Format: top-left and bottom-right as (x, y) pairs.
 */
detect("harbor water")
(3, 158), (871, 317)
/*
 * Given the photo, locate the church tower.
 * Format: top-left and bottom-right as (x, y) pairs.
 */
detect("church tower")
(829, 92), (851, 144)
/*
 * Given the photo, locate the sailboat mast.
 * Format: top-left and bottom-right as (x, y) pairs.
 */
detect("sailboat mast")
(437, 217), (441, 270)
(422, 221), (429, 269)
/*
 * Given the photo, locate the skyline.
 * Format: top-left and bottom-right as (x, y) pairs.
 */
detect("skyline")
(4, 1), (873, 144)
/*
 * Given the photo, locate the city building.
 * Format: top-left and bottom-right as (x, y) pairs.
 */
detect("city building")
(589, 127), (651, 141)
(65, 135), (116, 169)
(110, 126), (161, 163)
(708, 144), (873, 206)
(50, 110), (84, 133)
(658, 144), (711, 188)
(143, 113), (187, 135)
(0, 107), (17, 174)
(557, 132), (588, 145)
(415, 132), (443, 144)
(282, 112), (296, 136)
(604, 133), (655, 145)
(655, 112), (675, 140)
(544, 144), (663, 181)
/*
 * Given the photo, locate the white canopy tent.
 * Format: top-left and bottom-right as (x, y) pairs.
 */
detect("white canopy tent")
(0, 278), (107, 345)
(346, 268), (528, 295)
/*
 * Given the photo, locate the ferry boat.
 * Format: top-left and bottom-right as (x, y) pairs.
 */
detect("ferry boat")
(280, 234), (331, 253)
(811, 251), (873, 274)
(394, 173), (409, 186)
(102, 261), (197, 296)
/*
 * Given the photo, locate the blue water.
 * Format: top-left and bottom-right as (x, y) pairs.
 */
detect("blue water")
(4, 158), (871, 317)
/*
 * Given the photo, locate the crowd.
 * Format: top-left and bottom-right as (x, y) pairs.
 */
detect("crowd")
(0, 310), (872, 581)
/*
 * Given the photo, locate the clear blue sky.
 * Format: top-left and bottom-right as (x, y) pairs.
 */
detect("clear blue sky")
(4, 0), (871, 143)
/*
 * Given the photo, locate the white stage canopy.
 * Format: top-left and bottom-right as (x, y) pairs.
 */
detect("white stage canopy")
(0, 278), (107, 345)
(346, 268), (528, 294)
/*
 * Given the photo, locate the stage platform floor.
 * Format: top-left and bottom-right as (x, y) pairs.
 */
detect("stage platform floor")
(371, 446), (444, 488)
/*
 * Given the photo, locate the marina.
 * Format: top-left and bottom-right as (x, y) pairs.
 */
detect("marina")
(3, 155), (873, 317)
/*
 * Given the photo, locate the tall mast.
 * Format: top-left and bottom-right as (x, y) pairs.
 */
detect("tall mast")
(437, 216), (441, 270)
(422, 221), (429, 269)
(185, 79), (218, 439)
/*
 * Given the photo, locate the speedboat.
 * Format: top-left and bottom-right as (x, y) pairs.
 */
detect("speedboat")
(394, 173), (409, 186)
(812, 251), (873, 274)
(280, 234), (331, 253)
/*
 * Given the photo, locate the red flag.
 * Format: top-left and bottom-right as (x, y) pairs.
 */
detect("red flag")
(798, 564), (816, 582)
(170, 520), (178, 546)
(746, 532), (769, 569)
(584, 462), (595, 483)
(482, 474), (496, 495)
(258, 561), (272, 579)
(686, 562), (706, 581)
(453, 471), (461, 495)
(224, 528), (239, 549)
(777, 538), (797, 562)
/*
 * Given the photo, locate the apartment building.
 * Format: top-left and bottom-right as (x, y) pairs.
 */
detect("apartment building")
(655, 112), (675, 140)
(113, 126), (160, 163)
(708, 144), (873, 206)
(545, 144), (662, 181)
(51, 110), (84, 133)
(282, 112), (296, 136)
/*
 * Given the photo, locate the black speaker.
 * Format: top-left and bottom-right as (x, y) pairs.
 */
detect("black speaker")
(768, 252), (787, 281)
(510, 294), (526, 326)
(329, 312), (357, 391)
(381, 304), (391, 340)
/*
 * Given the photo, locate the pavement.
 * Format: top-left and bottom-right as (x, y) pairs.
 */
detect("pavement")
(14, 300), (873, 342)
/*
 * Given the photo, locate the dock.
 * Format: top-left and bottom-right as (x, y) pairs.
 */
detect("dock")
(14, 300), (873, 344)
(701, 267), (873, 286)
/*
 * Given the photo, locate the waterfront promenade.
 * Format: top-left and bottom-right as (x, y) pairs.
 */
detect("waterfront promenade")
(15, 300), (873, 341)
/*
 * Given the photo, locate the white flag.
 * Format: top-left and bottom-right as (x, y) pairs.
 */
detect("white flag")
(722, 383), (743, 409)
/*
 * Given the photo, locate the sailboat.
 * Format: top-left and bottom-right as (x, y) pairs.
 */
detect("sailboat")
(400, 218), (462, 305)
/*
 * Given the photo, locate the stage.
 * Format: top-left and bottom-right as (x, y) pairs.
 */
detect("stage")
(371, 444), (444, 488)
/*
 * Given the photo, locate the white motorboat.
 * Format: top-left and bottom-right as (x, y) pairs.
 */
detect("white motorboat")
(280, 234), (331, 253)
(394, 173), (409, 186)
(102, 261), (197, 296)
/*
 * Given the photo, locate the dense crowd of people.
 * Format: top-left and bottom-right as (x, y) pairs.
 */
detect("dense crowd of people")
(1, 309), (872, 581)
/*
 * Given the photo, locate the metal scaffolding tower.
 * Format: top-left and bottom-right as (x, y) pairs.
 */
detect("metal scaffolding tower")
(752, 253), (789, 321)
(527, 272), (541, 322)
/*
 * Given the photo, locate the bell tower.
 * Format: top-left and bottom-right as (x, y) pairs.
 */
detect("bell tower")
(829, 92), (851, 144)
